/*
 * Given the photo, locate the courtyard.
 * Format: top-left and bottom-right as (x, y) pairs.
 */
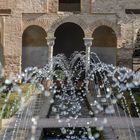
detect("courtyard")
(0, 0), (140, 140)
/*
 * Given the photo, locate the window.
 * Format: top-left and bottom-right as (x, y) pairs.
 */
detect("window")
(125, 9), (140, 14)
(59, 0), (80, 12)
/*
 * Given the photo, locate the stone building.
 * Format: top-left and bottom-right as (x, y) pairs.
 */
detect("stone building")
(0, 0), (140, 76)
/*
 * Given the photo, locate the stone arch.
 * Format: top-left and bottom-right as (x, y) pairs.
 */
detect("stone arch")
(92, 25), (117, 48)
(91, 25), (117, 65)
(54, 22), (85, 57)
(22, 25), (48, 70)
(88, 20), (120, 38)
(48, 16), (88, 37)
(22, 19), (48, 34)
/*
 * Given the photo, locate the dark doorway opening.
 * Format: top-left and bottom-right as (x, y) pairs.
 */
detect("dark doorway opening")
(54, 22), (85, 58)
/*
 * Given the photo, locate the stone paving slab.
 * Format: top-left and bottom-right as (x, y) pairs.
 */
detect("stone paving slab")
(2, 117), (140, 129)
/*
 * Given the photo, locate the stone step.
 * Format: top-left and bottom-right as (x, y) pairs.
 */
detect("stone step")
(104, 128), (118, 140)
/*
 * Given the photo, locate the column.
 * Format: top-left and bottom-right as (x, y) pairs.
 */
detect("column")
(46, 37), (56, 73)
(83, 37), (93, 75)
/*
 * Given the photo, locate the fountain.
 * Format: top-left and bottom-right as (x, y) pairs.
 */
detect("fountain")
(0, 52), (140, 140)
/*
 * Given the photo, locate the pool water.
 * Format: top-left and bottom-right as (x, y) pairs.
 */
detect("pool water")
(41, 128), (100, 140)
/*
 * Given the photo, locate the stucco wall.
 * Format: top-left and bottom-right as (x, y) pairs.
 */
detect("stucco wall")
(91, 47), (116, 65)
(22, 47), (48, 70)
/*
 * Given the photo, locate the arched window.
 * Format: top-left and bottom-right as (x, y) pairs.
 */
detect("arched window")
(59, 0), (80, 12)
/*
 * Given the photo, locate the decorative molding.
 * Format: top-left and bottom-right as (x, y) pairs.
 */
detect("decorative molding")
(48, 15), (88, 36)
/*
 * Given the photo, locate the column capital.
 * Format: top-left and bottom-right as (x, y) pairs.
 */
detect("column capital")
(83, 37), (93, 47)
(46, 37), (56, 47)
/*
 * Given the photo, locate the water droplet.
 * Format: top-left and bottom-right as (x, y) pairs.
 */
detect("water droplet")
(44, 91), (50, 97)
(5, 79), (12, 85)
